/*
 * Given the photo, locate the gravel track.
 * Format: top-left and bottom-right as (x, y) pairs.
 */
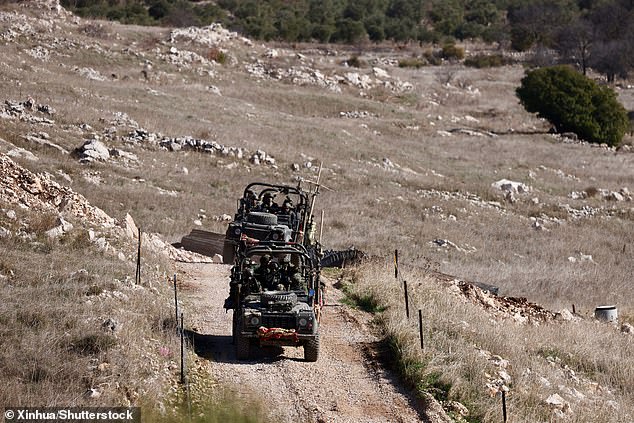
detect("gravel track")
(178, 262), (427, 423)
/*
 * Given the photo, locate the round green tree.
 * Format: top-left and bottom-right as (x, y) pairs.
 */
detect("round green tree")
(516, 65), (629, 146)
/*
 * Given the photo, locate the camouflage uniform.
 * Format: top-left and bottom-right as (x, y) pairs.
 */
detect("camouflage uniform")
(242, 267), (261, 294)
(254, 254), (271, 285)
(280, 256), (305, 292)
(244, 190), (258, 212)
(255, 255), (280, 290)
(259, 192), (279, 213)
(286, 264), (304, 291)
(224, 263), (260, 308)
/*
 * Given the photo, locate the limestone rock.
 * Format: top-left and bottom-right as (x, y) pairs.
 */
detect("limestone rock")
(7, 147), (39, 161)
(545, 393), (567, 408)
(372, 67), (390, 79)
(77, 139), (110, 163)
(420, 393), (453, 423)
(445, 401), (469, 417)
(0, 227), (11, 238)
(607, 191), (625, 201)
(124, 213), (138, 239)
(492, 179), (530, 194)
(109, 148), (138, 162)
(557, 309), (575, 321)
(45, 217), (73, 238)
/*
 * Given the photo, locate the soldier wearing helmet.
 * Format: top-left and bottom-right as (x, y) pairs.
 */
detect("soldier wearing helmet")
(280, 197), (297, 227)
(254, 254), (272, 287)
(280, 254), (305, 292)
(242, 266), (261, 294)
(259, 192), (279, 213)
(244, 189), (258, 212)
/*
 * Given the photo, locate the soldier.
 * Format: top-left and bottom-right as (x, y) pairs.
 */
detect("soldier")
(280, 198), (294, 214)
(266, 261), (284, 291)
(287, 263), (305, 291)
(280, 198), (297, 227)
(259, 192), (279, 213)
(243, 189), (258, 212)
(280, 255), (305, 292)
(224, 261), (259, 309)
(242, 266), (261, 294)
(255, 255), (282, 290)
(254, 254), (271, 285)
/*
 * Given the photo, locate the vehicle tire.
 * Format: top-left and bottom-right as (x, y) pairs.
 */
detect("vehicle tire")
(246, 212), (277, 225)
(222, 240), (235, 264)
(235, 332), (250, 360)
(304, 335), (320, 362)
(231, 311), (238, 345)
(261, 292), (297, 306)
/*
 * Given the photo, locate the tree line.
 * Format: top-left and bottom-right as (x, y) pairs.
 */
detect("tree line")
(58, 0), (634, 79)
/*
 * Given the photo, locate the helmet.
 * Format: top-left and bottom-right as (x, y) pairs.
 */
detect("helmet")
(244, 267), (254, 276)
(260, 254), (271, 265)
(282, 254), (291, 264)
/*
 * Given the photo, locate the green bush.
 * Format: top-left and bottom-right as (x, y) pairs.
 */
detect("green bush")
(423, 49), (442, 66)
(207, 47), (227, 65)
(346, 55), (366, 68)
(516, 66), (629, 146)
(464, 53), (511, 68)
(398, 57), (426, 68)
(441, 43), (464, 60)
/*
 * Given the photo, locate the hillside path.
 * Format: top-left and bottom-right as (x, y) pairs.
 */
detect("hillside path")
(176, 262), (428, 423)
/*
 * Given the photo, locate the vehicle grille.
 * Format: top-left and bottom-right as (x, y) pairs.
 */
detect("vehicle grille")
(244, 227), (271, 240)
(261, 314), (296, 329)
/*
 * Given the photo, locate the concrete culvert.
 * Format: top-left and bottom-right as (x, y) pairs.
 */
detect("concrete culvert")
(594, 305), (618, 323)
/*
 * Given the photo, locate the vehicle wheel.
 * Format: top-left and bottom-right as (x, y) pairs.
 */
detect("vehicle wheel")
(231, 312), (238, 344)
(246, 212), (277, 225)
(261, 292), (297, 306)
(236, 333), (250, 360)
(304, 336), (319, 362)
(222, 240), (235, 264)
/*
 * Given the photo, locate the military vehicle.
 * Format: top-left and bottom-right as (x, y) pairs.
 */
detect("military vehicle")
(225, 243), (322, 361)
(222, 181), (321, 264)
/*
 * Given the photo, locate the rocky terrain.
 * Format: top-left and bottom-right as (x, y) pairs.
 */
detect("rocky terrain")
(1, 1), (633, 421)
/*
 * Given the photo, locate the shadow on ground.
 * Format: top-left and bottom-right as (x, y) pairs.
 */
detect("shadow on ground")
(184, 328), (305, 364)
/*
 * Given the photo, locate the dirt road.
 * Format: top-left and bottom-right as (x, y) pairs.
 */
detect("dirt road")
(177, 262), (427, 423)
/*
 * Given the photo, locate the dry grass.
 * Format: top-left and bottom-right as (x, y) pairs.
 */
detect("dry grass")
(1, 2), (633, 418)
(0, 204), (179, 407)
(342, 261), (634, 422)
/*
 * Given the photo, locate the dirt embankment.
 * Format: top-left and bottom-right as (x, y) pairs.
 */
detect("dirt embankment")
(177, 262), (442, 423)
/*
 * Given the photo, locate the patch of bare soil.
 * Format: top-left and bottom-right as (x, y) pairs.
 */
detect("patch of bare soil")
(177, 262), (432, 423)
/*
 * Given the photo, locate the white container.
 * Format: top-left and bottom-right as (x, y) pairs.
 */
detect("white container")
(594, 305), (618, 323)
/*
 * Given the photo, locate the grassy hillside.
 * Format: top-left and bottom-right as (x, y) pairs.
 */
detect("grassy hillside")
(1, 1), (633, 421)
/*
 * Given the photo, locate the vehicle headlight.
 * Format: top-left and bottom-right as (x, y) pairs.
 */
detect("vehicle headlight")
(298, 317), (309, 327)
(249, 316), (260, 326)
(233, 228), (241, 235)
(271, 232), (280, 240)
